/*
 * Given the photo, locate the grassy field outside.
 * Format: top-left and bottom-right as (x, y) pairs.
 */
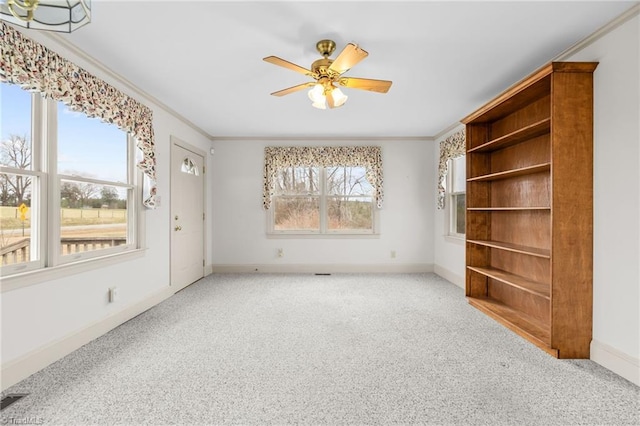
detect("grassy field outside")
(1, 206), (127, 263)
(0, 206), (126, 230)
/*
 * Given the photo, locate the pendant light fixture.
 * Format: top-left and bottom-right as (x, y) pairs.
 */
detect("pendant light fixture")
(0, 0), (91, 33)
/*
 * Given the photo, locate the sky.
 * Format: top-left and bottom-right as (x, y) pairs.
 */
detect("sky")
(1, 82), (128, 183)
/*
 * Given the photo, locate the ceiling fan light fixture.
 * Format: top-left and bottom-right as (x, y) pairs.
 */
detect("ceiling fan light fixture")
(308, 84), (347, 110)
(308, 84), (325, 103)
(331, 88), (348, 107)
(311, 100), (327, 110)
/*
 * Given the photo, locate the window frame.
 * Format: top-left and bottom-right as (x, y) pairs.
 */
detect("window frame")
(1, 87), (144, 284)
(267, 166), (380, 238)
(446, 156), (466, 239)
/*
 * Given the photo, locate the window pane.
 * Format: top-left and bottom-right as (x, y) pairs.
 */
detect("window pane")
(275, 167), (319, 195)
(326, 166), (373, 196)
(1, 83), (32, 170)
(1, 84), (37, 267)
(57, 102), (128, 182)
(1, 173), (36, 266)
(452, 156), (466, 193)
(181, 157), (199, 176)
(59, 180), (129, 256)
(327, 196), (373, 230)
(455, 193), (466, 234)
(273, 197), (319, 231)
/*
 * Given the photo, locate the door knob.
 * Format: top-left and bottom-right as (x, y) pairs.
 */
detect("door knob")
(174, 225), (182, 231)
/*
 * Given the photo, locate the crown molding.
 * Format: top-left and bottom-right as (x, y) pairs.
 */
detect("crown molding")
(210, 136), (434, 142)
(433, 3), (640, 142)
(432, 122), (465, 142)
(554, 3), (639, 61)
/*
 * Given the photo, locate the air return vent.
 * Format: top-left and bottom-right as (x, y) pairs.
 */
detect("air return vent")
(1, 394), (28, 410)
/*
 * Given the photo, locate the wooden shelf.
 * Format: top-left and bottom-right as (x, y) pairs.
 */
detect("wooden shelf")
(468, 163), (550, 182)
(467, 266), (550, 299)
(467, 296), (554, 354)
(467, 239), (551, 258)
(467, 207), (550, 211)
(462, 61), (596, 359)
(469, 118), (551, 153)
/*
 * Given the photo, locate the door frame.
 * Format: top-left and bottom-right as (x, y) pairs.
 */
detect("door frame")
(169, 135), (208, 291)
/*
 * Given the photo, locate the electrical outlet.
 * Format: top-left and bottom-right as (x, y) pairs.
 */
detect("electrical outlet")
(108, 287), (119, 303)
(391, 250), (397, 259)
(278, 248), (284, 258)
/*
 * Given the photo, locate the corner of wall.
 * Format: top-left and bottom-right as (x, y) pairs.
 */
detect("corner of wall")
(434, 264), (465, 289)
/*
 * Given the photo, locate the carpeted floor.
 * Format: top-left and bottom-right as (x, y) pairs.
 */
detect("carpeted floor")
(1, 273), (639, 425)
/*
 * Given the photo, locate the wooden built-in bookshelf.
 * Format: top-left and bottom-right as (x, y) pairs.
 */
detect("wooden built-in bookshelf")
(462, 62), (597, 359)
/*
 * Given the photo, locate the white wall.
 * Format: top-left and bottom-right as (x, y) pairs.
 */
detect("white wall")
(432, 126), (466, 288)
(1, 29), (214, 389)
(431, 12), (640, 384)
(210, 138), (433, 272)
(562, 12), (640, 384)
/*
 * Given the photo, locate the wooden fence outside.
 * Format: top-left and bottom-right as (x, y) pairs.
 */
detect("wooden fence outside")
(1, 237), (127, 266)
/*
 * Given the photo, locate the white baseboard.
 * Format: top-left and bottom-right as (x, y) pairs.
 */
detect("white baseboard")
(210, 263), (434, 274)
(1, 286), (174, 392)
(434, 264), (465, 289)
(591, 339), (640, 386)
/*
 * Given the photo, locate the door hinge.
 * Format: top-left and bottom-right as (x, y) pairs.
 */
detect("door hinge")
(203, 212), (205, 220)
(203, 259), (205, 267)
(203, 166), (205, 174)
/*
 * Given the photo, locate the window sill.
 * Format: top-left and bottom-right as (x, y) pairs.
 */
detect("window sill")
(444, 234), (466, 245)
(1, 248), (147, 293)
(267, 233), (380, 239)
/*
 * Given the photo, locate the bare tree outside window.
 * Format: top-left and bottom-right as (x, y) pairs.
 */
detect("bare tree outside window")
(274, 167), (320, 231)
(272, 166), (375, 234)
(1, 134), (32, 206)
(326, 166), (373, 230)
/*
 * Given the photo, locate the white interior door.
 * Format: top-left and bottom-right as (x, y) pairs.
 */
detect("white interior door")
(170, 141), (205, 291)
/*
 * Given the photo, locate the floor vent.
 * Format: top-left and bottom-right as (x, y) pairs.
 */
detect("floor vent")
(315, 273), (331, 276)
(1, 394), (28, 410)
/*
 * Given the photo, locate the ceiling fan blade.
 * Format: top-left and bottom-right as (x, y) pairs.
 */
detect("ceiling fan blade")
(328, 43), (368, 75)
(270, 82), (316, 97)
(338, 77), (392, 93)
(263, 56), (317, 77)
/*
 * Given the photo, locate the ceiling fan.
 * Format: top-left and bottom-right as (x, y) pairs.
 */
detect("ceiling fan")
(263, 39), (393, 109)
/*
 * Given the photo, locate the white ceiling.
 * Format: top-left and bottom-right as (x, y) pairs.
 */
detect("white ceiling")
(60, 1), (636, 139)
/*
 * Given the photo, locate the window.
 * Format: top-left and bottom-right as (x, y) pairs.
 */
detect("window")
(0, 83), (39, 270)
(181, 157), (200, 176)
(270, 166), (377, 235)
(447, 156), (466, 237)
(1, 82), (140, 276)
(264, 146), (382, 236)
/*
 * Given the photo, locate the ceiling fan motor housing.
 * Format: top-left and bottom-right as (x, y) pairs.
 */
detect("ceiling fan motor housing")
(312, 58), (339, 80)
(316, 39), (336, 57)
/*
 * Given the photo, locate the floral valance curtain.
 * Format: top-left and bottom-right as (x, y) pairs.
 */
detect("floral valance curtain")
(263, 146), (384, 210)
(437, 129), (466, 209)
(0, 22), (157, 208)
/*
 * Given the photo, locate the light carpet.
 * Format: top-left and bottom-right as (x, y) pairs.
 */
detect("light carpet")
(1, 273), (638, 425)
